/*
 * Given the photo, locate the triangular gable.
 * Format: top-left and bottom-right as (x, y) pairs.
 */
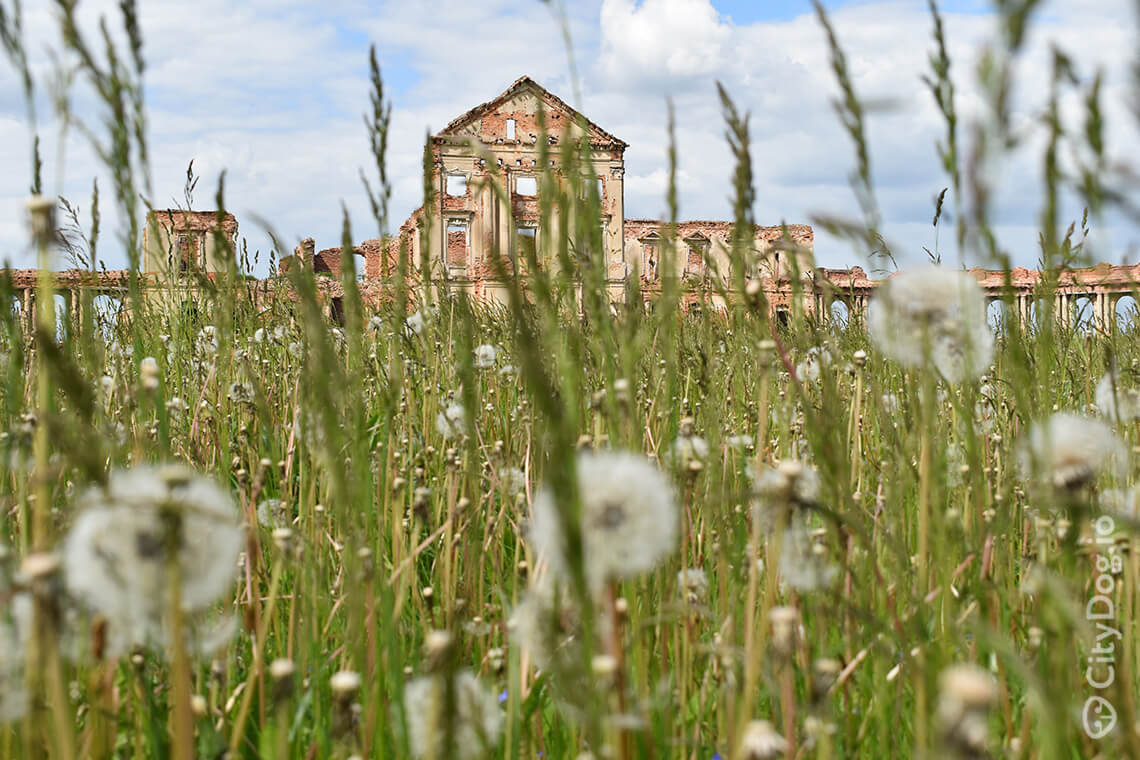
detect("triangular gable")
(435, 76), (627, 149)
(683, 231), (711, 243)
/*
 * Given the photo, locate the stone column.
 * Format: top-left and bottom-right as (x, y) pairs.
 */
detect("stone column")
(22, 290), (34, 339)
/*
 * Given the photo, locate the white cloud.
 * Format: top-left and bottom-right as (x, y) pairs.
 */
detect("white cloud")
(0, 0), (1136, 276)
(600, 0), (730, 87)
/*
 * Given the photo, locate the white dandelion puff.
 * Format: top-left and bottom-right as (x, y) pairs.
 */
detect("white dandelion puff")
(1101, 487), (1140, 520)
(435, 401), (467, 440)
(0, 593), (30, 723)
(257, 498), (289, 528)
(778, 522), (837, 593)
(676, 567), (709, 603)
(867, 266), (993, 383)
(405, 311), (425, 336)
(195, 326), (219, 355)
(228, 381), (254, 404)
(473, 344), (497, 369)
(752, 460), (821, 532)
(62, 465), (244, 656)
(139, 357), (159, 391)
(528, 450), (678, 590)
(1019, 412), (1127, 490)
(496, 467), (526, 495)
(738, 719), (788, 760)
(1095, 369), (1140, 424)
(667, 419), (709, 470)
(726, 434), (754, 450)
(796, 346), (832, 383)
(936, 664), (997, 758)
(403, 670), (503, 760)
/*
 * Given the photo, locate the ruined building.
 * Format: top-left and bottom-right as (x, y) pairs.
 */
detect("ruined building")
(4, 77), (1138, 333)
(282, 76), (817, 310)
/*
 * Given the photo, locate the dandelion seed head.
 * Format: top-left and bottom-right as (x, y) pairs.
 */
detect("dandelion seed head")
(752, 460), (820, 532)
(403, 670), (502, 760)
(473, 344), (497, 369)
(0, 592), (30, 723)
(677, 567), (708, 603)
(796, 346), (832, 383)
(726, 433), (754, 450)
(195, 326), (219, 355)
(1101, 487), (1140, 519)
(936, 664), (997, 757)
(738, 719), (788, 760)
(1019, 412), (1126, 490)
(405, 311), (425, 336)
(1095, 369), (1140, 423)
(667, 425), (709, 470)
(435, 401), (467, 440)
(778, 523), (837, 593)
(529, 450), (678, 590)
(497, 467), (526, 495)
(139, 357), (159, 391)
(867, 266), (993, 383)
(330, 670), (362, 699)
(62, 466), (244, 655)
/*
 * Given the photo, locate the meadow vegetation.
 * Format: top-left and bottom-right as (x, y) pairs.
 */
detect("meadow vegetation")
(1, 1), (1139, 758)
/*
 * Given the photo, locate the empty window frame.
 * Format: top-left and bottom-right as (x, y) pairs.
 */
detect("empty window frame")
(579, 177), (605, 200)
(506, 118), (516, 140)
(641, 240), (659, 281)
(445, 220), (469, 267)
(684, 240), (707, 276)
(515, 176), (538, 196)
(516, 225), (537, 263)
(176, 234), (201, 272)
(445, 173), (468, 197)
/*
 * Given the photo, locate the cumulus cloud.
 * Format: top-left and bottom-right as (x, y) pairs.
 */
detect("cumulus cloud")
(600, 0), (730, 88)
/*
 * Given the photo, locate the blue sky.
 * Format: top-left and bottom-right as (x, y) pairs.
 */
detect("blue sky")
(0, 0), (1137, 273)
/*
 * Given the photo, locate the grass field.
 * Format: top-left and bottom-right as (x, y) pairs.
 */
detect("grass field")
(2, 1), (1140, 758)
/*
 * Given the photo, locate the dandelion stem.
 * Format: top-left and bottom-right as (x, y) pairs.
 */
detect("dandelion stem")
(229, 558), (285, 755)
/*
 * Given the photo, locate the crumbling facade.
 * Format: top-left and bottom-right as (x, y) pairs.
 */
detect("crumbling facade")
(276, 76), (818, 309)
(392, 76), (631, 302)
(142, 209), (238, 279)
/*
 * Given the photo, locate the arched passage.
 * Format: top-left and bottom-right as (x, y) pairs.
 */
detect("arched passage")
(1027, 299), (1045, 335)
(1116, 295), (1138, 333)
(1072, 295), (1096, 333)
(92, 294), (124, 341)
(986, 299), (1011, 333)
(829, 299), (850, 330)
(53, 293), (70, 341)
